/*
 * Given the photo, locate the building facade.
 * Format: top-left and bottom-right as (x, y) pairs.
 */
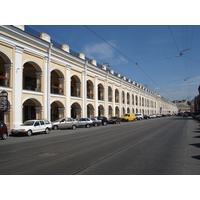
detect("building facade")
(0, 25), (178, 129)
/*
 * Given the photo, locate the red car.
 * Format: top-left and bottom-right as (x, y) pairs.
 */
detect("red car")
(0, 121), (8, 140)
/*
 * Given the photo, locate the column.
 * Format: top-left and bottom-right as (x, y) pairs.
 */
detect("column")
(66, 65), (71, 117)
(94, 76), (98, 116)
(82, 69), (87, 117)
(119, 81), (122, 116)
(112, 84), (115, 116)
(43, 57), (48, 119)
(13, 46), (23, 127)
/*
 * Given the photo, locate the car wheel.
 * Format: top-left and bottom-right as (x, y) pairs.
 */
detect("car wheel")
(27, 130), (32, 136)
(94, 123), (98, 127)
(72, 125), (76, 130)
(53, 125), (58, 130)
(44, 128), (49, 134)
(103, 122), (107, 126)
(2, 133), (8, 140)
(85, 124), (90, 128)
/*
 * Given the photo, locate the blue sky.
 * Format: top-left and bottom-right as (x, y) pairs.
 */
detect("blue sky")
(27, 25), (200, 101)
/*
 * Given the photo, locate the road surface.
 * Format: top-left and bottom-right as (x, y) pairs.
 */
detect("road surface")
(0, 116), (200, 175)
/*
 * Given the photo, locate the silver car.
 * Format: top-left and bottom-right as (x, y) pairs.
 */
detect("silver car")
(90, 117), (102, 126)
(52, 117), (78, 130)
(75, 118), (94, 128)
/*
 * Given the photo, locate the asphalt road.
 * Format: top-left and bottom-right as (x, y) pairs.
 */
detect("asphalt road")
(0, 116), (200, 175)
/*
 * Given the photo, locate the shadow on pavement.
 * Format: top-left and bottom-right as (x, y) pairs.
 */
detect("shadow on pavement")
(189, 143), (200, 148)
(194, 135), (200, 138)
(191, 155), (200, 160)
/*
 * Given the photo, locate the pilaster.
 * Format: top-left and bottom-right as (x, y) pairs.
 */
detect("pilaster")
(13, 46), (23, 126)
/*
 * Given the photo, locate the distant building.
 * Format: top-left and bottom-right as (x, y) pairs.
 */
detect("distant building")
(174, 100), (191, 113)
(194, 85), (200, 113)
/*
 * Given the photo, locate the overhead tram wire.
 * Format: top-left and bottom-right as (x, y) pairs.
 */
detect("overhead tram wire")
(83, 25), (170, 96)
(168, 25), (180, 54)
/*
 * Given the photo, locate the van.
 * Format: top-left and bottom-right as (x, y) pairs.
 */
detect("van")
(121, 113), (136, 122)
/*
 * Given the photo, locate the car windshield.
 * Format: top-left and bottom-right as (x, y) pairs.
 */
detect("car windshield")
(22, 121), (34, 126)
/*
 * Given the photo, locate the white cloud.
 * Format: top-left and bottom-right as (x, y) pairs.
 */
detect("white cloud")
(82, 42), (115, 60)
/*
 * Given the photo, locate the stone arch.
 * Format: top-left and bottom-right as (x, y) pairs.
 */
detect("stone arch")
(115, 89), (119, 103)
(50, 100), (65, 121)
(51, 69), (65, 95)
(23, 61), (43, 92)
(71, 102), (81, 118)
(115, 106), (120, 117)
(108, 86), (112, 102)
(87, 80), (94, 99)
(122, 107), (125, 115)
(122, 91), (125, 104)
(108, 105), (113, 118)
(22, 97), (42, 122)
(98, 83), (104, 101)
(71, 75), (81, 97)
(127, 92), (130, 104)
(87, 103), (94, 118)
(0, 51), (12, 87)
(98, 104), (104, 116)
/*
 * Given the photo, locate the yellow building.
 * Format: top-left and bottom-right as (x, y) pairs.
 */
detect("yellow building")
(0, 25), (178, 129)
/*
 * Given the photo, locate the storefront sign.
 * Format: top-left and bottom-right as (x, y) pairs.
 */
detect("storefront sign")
(0, 90), (8, 112)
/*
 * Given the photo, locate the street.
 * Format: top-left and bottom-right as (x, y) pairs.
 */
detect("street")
(0, 116), (200, 175)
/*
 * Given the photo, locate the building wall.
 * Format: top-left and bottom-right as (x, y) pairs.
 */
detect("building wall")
(0, 25), (178, 129)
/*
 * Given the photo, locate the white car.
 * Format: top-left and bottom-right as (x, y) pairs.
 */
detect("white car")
(11, 119), (52, 136)
(135, 114), (144, 120)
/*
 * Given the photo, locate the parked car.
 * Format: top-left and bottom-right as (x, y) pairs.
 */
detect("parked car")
(11, 119), (52, 136)
(195, 114), (200, 121)
(0, 121), (8, 140)
(135, 113), (144, 120)
(155, 114), (162, 117)
(90, 117), (102, 126)
(96, 116), (108, 125)
(143, 115), (150, 119)
(149, 114), (156, 118)
(121, 113), (136, 122)
(52, 117), (78, 130)
(108, 116), (121, 124)
(75, 118), (94, 128)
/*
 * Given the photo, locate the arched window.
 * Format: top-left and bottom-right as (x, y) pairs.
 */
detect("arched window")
(71, 75), (81, 97)
(122, 91), (125, 104)
(108, 86), (112, 102)
(23, 62), (42, 92)
(87, 80), (94, 99)
(115, 89), (119, 103)
(51, 69), (64, 95)
(127, 92), (130, 104)
(98, 84), (104, 101)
